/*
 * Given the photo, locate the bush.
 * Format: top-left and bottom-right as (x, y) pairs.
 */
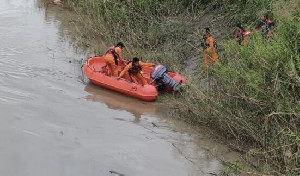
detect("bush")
(179, 0), (299, 174)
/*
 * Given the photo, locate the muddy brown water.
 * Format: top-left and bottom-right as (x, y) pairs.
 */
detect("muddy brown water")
(0, 1), (243, 176)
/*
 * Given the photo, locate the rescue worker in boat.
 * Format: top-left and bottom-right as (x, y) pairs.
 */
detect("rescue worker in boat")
(255, 13), (275, 40)
(104, 42), (125, 77)
(117, 57), (154, 85)
(201, 27), (219, 78)
(235, 23), (251, 46)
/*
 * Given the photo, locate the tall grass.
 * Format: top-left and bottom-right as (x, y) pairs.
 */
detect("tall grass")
(41, 0), (299, 174)
(55, 0), (213, 72)
(175, 0), (300, 174)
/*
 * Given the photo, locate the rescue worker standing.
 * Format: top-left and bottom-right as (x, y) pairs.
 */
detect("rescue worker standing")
(201, 28), (219, 78)
(118, 57), (154, 85)
(235, 23), (251, 46)
(104, 42), (125, 77)
(255, 13), (275, 40)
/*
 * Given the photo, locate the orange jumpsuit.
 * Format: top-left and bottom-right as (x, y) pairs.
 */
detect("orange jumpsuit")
(256, 19), (274, 40)
(204, 35), (219, 77)
(119, 61), (154, 85)
(241, 31), (251, 46)
(236, 29), (251, 46)
(105, 46), (123, 77)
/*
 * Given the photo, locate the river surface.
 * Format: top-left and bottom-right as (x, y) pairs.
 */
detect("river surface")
(0, 1), (242, 176)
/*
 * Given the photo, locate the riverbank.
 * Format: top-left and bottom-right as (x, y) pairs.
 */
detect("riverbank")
(42, 0), (299, 175)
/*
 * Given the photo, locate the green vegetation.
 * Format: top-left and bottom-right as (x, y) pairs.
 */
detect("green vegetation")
(178, 1), (299, 174)
(42, 0), (299, 174)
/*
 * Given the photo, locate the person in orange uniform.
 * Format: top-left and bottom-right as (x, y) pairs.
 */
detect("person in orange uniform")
(235, 23), (251, 46)
(255, 13), (275, 40)
(201, 28), (219, 77)
(104, 42), (125, 77)
(118, 57), (154, 85)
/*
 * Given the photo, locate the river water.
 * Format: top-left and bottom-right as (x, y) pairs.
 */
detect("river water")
(0, 1), (242, 176)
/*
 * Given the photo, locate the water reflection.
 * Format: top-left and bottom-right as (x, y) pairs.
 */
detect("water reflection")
(84, 84), (159, 120)
(40, 1), (106, 55)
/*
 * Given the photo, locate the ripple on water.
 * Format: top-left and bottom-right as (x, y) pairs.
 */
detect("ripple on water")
(0, 48), (23, 57)
(0, 63), (38, 79)
(0, 9), (23, 18)
(0, 55), (75, 80)
(0, 85), (33, 103)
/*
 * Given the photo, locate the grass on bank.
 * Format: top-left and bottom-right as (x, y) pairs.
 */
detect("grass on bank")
(174, 1), (299, 174)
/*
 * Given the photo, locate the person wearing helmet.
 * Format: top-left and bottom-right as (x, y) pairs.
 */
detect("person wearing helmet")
(201, 27), (219, 77)
(104, 42), (125, 77)
(118, 57), (154, 85)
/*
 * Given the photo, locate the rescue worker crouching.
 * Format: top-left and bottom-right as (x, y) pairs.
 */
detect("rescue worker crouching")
(104, 42), (125, 77)
(235, 23), (251, 46)
(117, 57), (154, 86)
(201, 27), (219, 78)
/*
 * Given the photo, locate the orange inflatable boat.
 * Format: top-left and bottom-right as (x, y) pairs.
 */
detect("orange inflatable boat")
(82, 56), (186, 101)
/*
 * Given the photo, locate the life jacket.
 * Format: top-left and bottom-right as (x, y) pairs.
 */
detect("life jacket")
(243, 31), (251, 36)
(207, 36), (217, 49)
(261, 20), (273, 37)
(201, 35), (208, 48)
(201, 35), (218, 49)
(106, 46), (119, 65)
(128, 62), (142, 75)
(213, 40), (217, 49)
(266, 20), (273, 30)
(236, 29), (244, 45)
(236, 30), (251, 45)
